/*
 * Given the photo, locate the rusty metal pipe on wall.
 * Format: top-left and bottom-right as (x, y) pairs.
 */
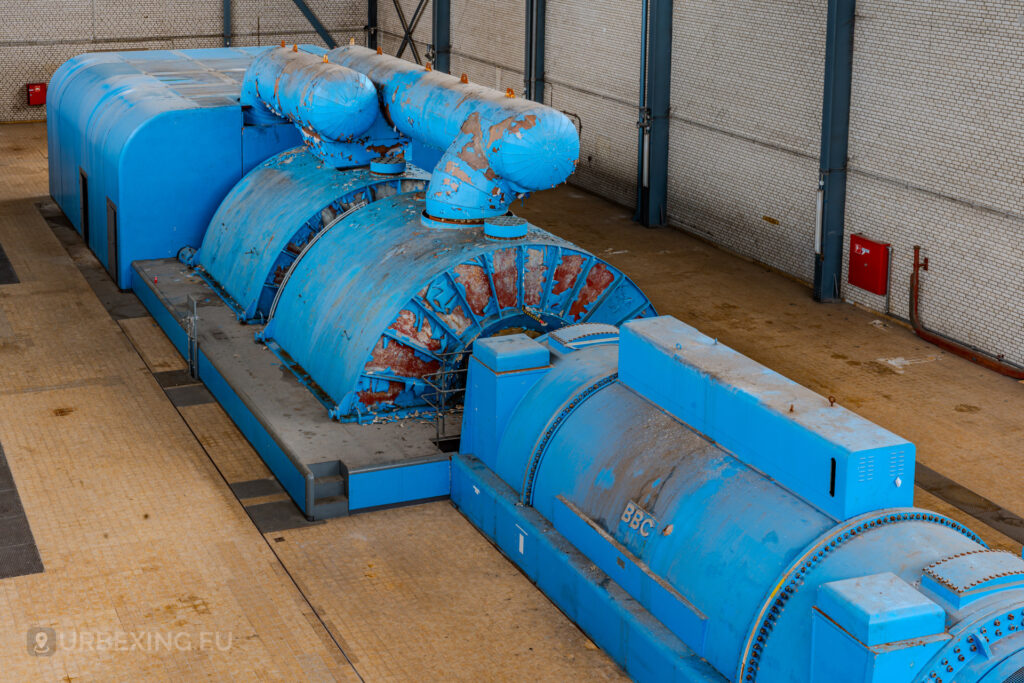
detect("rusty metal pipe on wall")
(910, 245), (1024, 380)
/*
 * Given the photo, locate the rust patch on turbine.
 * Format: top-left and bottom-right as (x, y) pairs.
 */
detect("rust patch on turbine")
(454, 263), (491, 316)
(524, 247), (547, 306)
(486, 113), (538, 147)
(365, 337), (441, 377)
(492, 249), (519, 309)
(456, 113), (498, 180)
(552, 254), (584, 295)
(569, 262), (615, 320)
(358, 380), (404, 407)
(389, 310), (443, 351)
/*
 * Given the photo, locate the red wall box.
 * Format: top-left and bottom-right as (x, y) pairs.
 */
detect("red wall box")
(848, 234), (890, 296)
(26, 83), (46, 106)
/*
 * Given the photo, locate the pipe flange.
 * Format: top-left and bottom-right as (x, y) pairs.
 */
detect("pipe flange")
(484, 215), (528, 240)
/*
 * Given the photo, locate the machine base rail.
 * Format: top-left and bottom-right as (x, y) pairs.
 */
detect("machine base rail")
(451, 453), (724, 683)
(132, 257), (451, 519)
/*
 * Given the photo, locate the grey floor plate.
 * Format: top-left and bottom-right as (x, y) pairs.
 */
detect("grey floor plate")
(916, 463), (1024, 545)
(0, 242), (17, 285)
(153, 369), (200, 389)
(164, 383), (215, 407)
(244, 500), (323, 534)
(0, 445), (43, 579)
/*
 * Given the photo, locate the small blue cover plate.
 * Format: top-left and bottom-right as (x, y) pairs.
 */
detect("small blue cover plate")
(473, 334), (550, 373)
(921, 550), (1024, 608)
(817, 572), (944, 646)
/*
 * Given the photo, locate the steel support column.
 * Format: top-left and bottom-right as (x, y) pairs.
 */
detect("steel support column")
(524, 0), (545, 101)
(431, 0), (451, 72)
(634, 0), (672, 228)
(222, 0), (231, 46)
(290, 0), (337, 49)
(367, 0), (378, 49)
(814, 0), (856, 301)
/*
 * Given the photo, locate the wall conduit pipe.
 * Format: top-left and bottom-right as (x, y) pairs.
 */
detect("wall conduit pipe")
(910, 245), (1024, 380)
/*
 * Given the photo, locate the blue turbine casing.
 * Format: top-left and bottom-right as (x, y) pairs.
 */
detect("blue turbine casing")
(46, 47), (303, 288)
(250, 189), (654, 421)
(459, 316), (1024, 682)
(329, 45), (580, 221)
(186, 48), (641, 423)
(194, 146), (429, 321)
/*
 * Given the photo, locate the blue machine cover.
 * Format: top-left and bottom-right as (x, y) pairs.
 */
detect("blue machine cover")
(459, 316), (1014, 682)
(47, 46), (301, 287)
(259, 192), (655, 421)
(196, 147), (429, 321)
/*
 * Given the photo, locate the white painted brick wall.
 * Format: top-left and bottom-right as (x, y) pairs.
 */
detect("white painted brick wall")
(845, 0), (1024, 366)
(379, 1), (521, 88)
(667, 0), (826, 283)
(378, 0), (431, 61)
(546, 0), (641, 207)
(450, 0), (522, 73)
(0, 0), (365, 122)
(667, 119), (821, 283)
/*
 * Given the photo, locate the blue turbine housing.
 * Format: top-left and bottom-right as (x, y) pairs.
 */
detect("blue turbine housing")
(186, 45), (649, 423)
(190, 144), (654, 422)
(457, 316), (1024, 682)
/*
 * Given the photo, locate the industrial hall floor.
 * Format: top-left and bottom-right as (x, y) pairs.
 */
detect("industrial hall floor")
(0, 120), (1020, 681)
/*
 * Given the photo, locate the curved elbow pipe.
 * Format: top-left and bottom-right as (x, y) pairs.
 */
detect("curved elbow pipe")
(242, 47), (397, 167)
(328, 45), (580, 221)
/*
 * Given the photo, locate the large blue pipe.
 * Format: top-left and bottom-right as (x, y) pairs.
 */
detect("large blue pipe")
(242, 46), (402, 166)
(328, 45), (580, 222)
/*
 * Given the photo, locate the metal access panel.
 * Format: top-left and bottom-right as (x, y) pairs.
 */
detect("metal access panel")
(106, 198), (118, 284)
(78, 168), (88, 243)
(848, 234), (890, 296)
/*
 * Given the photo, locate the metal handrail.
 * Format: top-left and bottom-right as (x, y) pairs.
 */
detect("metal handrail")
(420, 350), (468, 442)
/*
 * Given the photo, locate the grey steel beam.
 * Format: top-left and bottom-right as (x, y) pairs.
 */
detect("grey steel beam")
(634, 0), (672, 227)
(432, 0), (451, 72)
(814, 0), (856, 301)
(367, 0), (378, 48)
(395, 0), (429, 63)
(291, 0), (337, 49)
(524, 0), (545, 101)
(222, 0), (231, 46)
